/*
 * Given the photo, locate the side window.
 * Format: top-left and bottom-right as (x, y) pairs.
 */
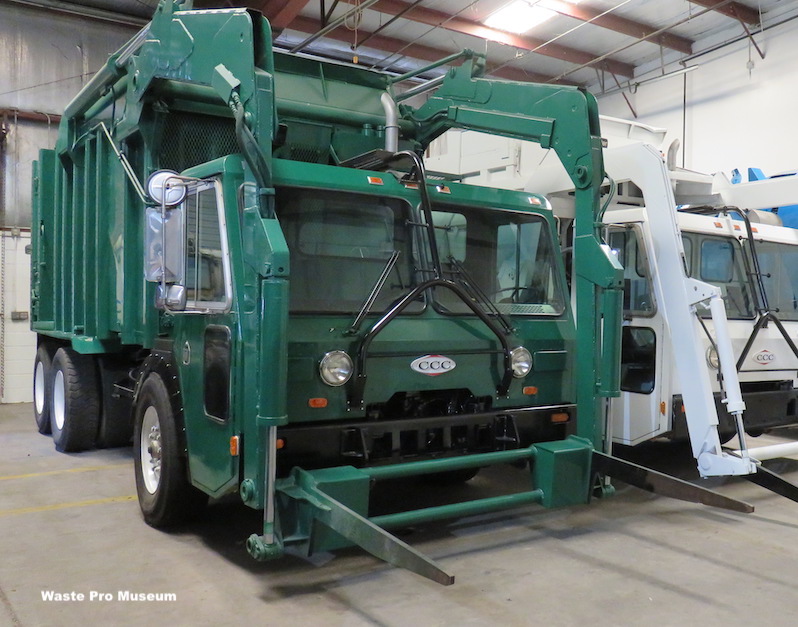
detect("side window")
(184, 182), (231, 309)
(608, 227), (655, 316)
(620, 326), (656, 394)
(204, 325), (231, 421)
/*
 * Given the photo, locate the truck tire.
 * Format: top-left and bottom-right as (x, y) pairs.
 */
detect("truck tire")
(33, 343), (57, 435)
(49, 347), (100, 452)
(133, 372), (207, 527)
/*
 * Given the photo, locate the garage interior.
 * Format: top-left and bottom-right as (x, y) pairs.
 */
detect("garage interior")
(3, 1), (798, 624)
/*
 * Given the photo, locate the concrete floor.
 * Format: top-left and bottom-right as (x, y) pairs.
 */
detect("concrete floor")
(2, 402), (798, 626)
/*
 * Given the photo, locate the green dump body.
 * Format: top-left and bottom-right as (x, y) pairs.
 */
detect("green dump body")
(31, 1), (622, 584)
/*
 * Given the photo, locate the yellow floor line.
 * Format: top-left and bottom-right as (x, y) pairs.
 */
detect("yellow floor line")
(0, 495), (137, 517)
(0, 463), (129, 482)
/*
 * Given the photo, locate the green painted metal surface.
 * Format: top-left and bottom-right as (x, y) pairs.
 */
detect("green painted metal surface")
(533, 437), (594, 508)
(32, 0), (620, 582)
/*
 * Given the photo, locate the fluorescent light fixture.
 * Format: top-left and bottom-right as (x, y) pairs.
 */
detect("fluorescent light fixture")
(600, 65), (700, 97)
(636, 64), (699, 88)
(485, 1), (556, 34)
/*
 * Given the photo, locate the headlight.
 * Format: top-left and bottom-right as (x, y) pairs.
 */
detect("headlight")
(706, 346), (720, 370)
(319, 351), (354, 386)
(510, 346), (532, 378)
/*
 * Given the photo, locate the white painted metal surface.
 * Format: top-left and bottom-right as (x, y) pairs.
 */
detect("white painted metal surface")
(603, 144), (755, 476)
(732, 440), (798, 462)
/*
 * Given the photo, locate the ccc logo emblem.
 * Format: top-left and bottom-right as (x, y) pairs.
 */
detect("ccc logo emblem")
(753, 349), (775, 365)
(411, 354), (456, 376)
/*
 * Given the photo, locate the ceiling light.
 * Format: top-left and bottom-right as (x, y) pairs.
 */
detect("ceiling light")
(485, 1), (556, 35)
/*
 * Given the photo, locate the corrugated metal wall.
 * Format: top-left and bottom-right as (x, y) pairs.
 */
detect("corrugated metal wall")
(1, 4), (134, 402)
(0, 3), (134, 227)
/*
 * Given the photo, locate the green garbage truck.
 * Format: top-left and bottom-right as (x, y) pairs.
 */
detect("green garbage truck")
(30, 1), (630, 584)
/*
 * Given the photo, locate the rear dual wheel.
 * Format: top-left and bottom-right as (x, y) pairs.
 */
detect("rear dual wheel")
(49, 347), (100, 452)
(33, 344), (56, 435)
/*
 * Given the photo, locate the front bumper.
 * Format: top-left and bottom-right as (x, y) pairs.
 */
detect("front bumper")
(275, 403), (575, 475)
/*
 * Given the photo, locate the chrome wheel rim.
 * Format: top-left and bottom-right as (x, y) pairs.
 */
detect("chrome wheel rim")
(140, 406), (162, 494)
(34, 361), (46, 415)
(53, 370), (65, 430)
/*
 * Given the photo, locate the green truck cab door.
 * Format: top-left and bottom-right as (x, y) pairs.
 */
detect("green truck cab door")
(169, 179), (239, 497)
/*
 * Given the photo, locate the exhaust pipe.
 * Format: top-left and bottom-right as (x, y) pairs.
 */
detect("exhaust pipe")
(380, 92), (399, 153)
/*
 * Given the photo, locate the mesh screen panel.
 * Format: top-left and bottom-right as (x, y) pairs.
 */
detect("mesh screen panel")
(159, 112), (238, 173)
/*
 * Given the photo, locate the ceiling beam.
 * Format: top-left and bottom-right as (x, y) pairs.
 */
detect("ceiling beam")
(260, 0), (312, 30)
(367, 0), (635, 77)
(541, 0), (694, 55)
(284, 15), (578, 86)
(688, 0), (761, 25)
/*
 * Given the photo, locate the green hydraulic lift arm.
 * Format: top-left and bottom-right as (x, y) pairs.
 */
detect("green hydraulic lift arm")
(403, 60), (624, 448)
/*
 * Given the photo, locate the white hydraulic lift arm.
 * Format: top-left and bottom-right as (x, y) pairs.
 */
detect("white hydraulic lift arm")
(610, 144), (756, 477)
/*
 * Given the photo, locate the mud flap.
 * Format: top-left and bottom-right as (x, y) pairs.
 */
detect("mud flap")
(592, 451), (754, 513)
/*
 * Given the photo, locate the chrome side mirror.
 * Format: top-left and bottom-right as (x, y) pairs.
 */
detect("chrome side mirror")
(165, 285), (187, 311)
(147, 170), (187, 206)
(157, 284), (187, 311)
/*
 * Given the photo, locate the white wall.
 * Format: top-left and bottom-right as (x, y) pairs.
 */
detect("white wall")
(428, 17), (798, 187)
(1, 231), (35, 403)
(597, 17), (798, 178)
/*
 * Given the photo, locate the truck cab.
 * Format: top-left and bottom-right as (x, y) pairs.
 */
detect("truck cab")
(607, 203), (798, 445)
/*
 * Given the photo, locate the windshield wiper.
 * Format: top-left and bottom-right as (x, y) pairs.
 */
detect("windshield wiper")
(348, 251), (401, 334)
(445, 255), (514, 335)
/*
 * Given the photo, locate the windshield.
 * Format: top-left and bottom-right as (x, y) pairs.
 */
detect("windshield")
(682, 232), (755, 319)
(276, 187), (420, 314)
(750, 240), (798, 320)
(430, 205), (565, 316)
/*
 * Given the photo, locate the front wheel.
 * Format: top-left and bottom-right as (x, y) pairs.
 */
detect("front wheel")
(133, 372), (207, 527)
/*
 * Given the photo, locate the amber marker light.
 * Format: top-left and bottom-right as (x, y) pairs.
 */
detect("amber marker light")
(229, 436), (240, 456)
(276, 438), (286, 450)
(551, 413), (569, 423)
(308, 397), (328, 408)
(523, 386), (538, 395)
